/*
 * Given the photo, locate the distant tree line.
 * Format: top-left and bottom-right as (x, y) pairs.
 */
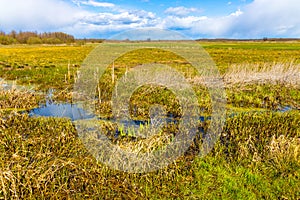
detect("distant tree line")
(0, 30), (76, 45)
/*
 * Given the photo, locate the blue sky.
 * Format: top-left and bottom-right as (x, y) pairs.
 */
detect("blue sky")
(0, 0), (300, 39)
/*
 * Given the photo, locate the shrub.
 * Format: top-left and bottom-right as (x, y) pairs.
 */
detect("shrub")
(27, 37), (42, 45)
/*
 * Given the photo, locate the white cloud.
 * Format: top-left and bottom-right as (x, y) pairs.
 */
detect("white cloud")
(165, 6), (198, 16)
(66, 9), (159, 38)
(162, 16), (207, 30)
(80, 0), (115, 8)
(231, 0), (300, 38)
(81, 10), (156, 26)
(83, 10), (155, 26)
(163, 0), (300, 39)
(0, 0), (157, 38)
(1, 0), (300, 39)
(162, 10), (241, 38)
(0, 0), (85, 31)
(229, 9), (243, 17)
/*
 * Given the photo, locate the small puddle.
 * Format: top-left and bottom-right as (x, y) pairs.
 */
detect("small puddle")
(29, 89), (96, 121)
(277, 106), (294, 112)
(29, 102), (95, 121)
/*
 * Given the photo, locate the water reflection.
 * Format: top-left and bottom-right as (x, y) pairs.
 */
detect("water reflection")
(29, 102), (95, 121)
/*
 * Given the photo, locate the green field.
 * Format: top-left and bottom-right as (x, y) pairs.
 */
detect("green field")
(0, 41), (299, 199)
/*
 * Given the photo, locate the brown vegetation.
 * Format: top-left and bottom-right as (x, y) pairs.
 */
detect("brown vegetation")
(0, 30), (75, 45)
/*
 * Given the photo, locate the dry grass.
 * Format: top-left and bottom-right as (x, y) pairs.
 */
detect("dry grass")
(224, 62), (300, 86)
(190, 62), (300, 87)
(266, 135), (300, 165)
(0, 80), (41, 110)
(0, 109), (299, 198)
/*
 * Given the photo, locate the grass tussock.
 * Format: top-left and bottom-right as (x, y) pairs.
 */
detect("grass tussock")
(219, 111), (299, 162)
(0, 82), (41, 111)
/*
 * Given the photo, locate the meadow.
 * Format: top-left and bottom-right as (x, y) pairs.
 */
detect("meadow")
(0, 41), (299, 199)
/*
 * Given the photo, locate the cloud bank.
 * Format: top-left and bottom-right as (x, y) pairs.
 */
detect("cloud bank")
(0, 0), (299, 39)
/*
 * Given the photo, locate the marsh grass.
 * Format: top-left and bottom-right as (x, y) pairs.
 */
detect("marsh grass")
(0, 111), (299, 199)
(0, 42), (299, 199)
(202, 41), (300, 73)
(218, 111), (299, 162)
(190, 61), (300, 111)
(0, 83), (41, 111)
(0, 45), (94, 91)
(98, 119), (178, 154)
(225, 83), (300, 110)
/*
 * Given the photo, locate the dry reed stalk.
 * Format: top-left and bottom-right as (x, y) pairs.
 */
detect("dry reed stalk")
(224, 62), (300, 86)
(189, 62), (300, 87)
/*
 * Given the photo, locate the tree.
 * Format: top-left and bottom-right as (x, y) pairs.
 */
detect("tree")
(9, 30), (17, 38)
(0, 30), (76, 44)
(0, 35), (16, 45)
(27, 37), (42, 44)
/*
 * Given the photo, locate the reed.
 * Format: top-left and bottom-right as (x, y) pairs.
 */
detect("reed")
(224, 62), (300, 86)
